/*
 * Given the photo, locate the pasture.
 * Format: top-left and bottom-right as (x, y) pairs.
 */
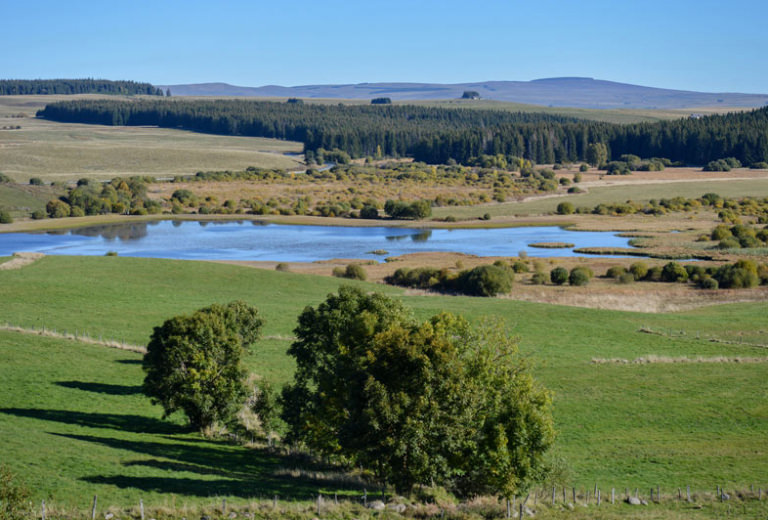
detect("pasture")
(0, 95), (303, 183)
(0, 255), (766, 510)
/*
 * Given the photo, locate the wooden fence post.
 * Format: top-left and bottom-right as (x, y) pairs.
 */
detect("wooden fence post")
(140, 499), (144, 520)
(273, 495), (277, 509)
(222, 498), (227, 514)
(551, 487), (556, 506)
(572, 487), (576, 504)
(41, 500), (45, 520)
(518, 501), (523, 519)
(611, 488), (615, 505)
(317, 494), (321, 515)
(687, 485), (691, 502)
(505, 498), (510, 519)
(91, 495), (97, 520)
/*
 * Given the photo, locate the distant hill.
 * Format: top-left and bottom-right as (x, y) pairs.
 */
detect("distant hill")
(158, 77), (768, 110)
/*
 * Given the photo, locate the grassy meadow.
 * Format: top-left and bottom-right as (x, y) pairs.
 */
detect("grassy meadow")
(1, 255), (766, 510)
(0, 95), (303, 183)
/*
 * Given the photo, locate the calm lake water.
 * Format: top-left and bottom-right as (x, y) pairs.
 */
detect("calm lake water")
(0, 220), (635, 262)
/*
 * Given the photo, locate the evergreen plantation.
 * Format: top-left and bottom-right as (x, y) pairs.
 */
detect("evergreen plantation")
(37, 99), (768, 166)
(0, 79), (165, 96)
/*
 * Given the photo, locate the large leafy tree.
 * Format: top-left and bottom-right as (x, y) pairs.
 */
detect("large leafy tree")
(142, 301), (263, 430)
(281, 286), (554, 496)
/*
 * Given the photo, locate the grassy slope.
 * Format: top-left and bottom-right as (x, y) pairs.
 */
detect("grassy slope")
(432, 178), (768, 219)
(1, 255), (766, 507)
(0, 95), (303, 183)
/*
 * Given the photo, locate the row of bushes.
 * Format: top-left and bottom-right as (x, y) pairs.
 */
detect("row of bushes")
(385, 263), (514, 297)
(604, 260), (768, 289)
(556, 193), (768, 222)
(708, 223), (768, 249)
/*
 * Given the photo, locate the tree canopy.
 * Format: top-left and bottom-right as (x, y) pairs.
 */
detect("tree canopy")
(281, 286), (554, 496)
(0, 79), (163, 96)
(37, 98), (768, 165)
(142, 301), (263, 430)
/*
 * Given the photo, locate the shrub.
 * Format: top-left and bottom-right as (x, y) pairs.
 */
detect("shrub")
(645, 266), (663, 281)
(618, 272), (635, 284)
(359, 205), (379, 219)
(384, 199), (432, 220)
(717, 237), (740, 249)
(29, 177), (44, 186)
(750, 161), (768, 169)
(481, 213), (491, 221)
(531, 272), (548, 285)
(661, 262), (689, 283)
(0, 173), (12, 183)
(30, 210), (46, 220)
(275, 263), (290, 271)
(105, 251), (118, 256)
(710, 224), (732, 240)
(70, 206), (85, 217)
(458, 265), (513, 296)
(0, 210), (13, 224)
(628, 261), (649, 281)
(556, 201), (575, 215)
(46, 199), (71, 218)
(699, 276), (719, 290)
(715, 265), (758, 288)
(345, 263), (367, 280)
(0, 465), (31, 520)
(579, 164), (588, 173)
(550, 266), (568, 285)
(567, 186), (583, 194)
(512, 260), (529, 273)
(568, 266), (593, 286)
(605, 266), (627, 279)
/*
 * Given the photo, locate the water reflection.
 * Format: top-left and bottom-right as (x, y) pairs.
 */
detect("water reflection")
(70, 223), (149, 241)
(1, 220), (638, 262)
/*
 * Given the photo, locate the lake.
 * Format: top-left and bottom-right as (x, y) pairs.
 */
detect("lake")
(0, 220), (635, 262)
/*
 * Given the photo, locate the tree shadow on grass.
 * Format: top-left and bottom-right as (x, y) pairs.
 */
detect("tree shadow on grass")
(55, 381), (143, 396)
(115, 359), (142, 365)
(57, 432), (363, 499)
(0, 408), (187, 435)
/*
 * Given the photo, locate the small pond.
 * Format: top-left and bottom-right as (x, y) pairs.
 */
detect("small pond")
(0, 220), (636, 262)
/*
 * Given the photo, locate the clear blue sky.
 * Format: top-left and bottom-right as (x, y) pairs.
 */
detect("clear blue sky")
(2, 0), (766, 93)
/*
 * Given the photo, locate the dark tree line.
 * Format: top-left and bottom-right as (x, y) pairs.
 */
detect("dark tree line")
(37, 98), (768, 165)
(0, 79), (164, 96)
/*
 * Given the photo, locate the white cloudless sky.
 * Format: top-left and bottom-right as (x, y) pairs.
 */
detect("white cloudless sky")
(2, 0), (766, 93)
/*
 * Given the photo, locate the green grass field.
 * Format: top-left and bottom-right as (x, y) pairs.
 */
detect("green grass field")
(0, 95), (303, 183)
(432, 178), (768, 219)
(1, 255), (766, 509)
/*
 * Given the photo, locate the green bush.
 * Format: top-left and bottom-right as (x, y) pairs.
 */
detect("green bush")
(275, 263), (290, 272)
(30, 210), (46, 220)
(46, 199), (71, 218)
(458, 265), (513, 296)
(568, 266), (593, 286)
(605, 266), (627, 279)
(661, 262), (689, 283)
(0, 173), (12, 183)
(344, 263), (367, 281)
(0, 465), (31, 520)
(0, 209), (13, 224)
(550, 266), (568, 285)
(629, 262), (648, 281)
(531, 272), (548, 285)
(556, 201), (575, 215)
(618, 272), (635, 284)
(710, 224), (732, 240)
(645, 265), (663, 281)
(717, 237), (740, 249)
(578, 164), (588, 173)
(699, 276), (719, 290)
(512, 260), (529, 273)
(29, 177), (44, 186)
(359, 205), (379, 219)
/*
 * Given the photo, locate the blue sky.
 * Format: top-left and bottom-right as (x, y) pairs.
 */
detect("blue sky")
(2, 0), (766, 93)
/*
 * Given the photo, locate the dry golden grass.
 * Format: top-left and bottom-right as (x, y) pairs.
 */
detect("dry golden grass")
(0, 95), (303, 182)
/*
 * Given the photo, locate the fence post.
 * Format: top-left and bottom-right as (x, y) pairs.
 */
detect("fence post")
(140, 499), (144, 520)
(572, 487), (575, 504)
(597, 489), (601, 506)
(222, 498), (227, 514)
(317, 494), (321, 515)
(505, 498), (510, 519)
(363, 488), (367, 506)
(91, 495), (97, 520)
(611, 488), (615, 505)
(273, 495), (277, 509)
(551, 487), (556, 506)
(41, 500), (45, 520)
(334, 492), (338, 505)
(518, 501), (523, 519)
(657, 485), (660, 502)
(687, 485), (691, 502)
